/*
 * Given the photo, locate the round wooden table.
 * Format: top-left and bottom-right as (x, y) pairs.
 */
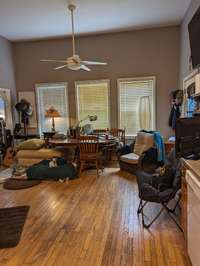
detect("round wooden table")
(49, 137), (118, 147)
(49, 137), (119, 162)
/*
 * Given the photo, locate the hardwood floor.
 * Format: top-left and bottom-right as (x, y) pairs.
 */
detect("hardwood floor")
(0, 168), (190, 266)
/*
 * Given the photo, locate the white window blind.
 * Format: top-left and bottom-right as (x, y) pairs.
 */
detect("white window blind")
(76, 80), (110, 129)
(118, 77), (156, 136)
(36, 83), (69, 135)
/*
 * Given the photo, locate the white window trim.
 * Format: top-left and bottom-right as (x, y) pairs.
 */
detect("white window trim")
(75, 79), (111, 128)
(35, 82), (69, 136)
(117, 76), (156, 137)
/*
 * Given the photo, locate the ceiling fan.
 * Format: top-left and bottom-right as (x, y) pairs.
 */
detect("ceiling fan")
(40, 4), (108, 71)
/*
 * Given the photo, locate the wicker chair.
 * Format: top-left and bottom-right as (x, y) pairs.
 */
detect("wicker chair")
(117, 131), (160, 174)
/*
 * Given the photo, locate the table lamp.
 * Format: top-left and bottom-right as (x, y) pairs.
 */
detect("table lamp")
(45, 106), (61, 132)
(75, 115), (98, 129)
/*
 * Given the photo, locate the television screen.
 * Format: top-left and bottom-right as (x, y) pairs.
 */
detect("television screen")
(188, 6), (200, 68)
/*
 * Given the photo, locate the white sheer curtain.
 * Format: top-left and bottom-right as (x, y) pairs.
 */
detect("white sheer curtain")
(139, 96), (151, 130)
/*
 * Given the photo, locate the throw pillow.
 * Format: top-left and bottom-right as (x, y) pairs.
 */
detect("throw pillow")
(17, 139), (45, 150)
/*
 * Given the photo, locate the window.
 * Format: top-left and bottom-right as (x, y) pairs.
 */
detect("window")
(36, 83), (69, 135)
(76, 80), (110, 129)
(118, 77), (156, 136)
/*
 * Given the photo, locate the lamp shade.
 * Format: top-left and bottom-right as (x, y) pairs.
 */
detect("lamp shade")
(45, 106), (61, 118)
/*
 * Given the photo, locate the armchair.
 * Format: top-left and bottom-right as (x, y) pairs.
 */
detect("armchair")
(117, 131), (159, 174)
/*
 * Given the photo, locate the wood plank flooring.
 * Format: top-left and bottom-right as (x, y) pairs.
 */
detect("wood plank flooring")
(0, 168), (190, 266)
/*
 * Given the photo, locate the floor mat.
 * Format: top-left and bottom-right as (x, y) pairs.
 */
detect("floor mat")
(0, 206), (30, 248)
(3, 179), (41, 190)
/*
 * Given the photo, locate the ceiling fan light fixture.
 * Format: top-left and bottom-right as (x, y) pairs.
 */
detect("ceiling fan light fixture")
(68, 63), (81, 71)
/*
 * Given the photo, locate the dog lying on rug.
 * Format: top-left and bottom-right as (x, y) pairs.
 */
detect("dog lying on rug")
(12, 157), (78, 182)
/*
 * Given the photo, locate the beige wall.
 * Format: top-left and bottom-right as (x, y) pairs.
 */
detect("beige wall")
(0, 36), (16, 103)
(13, 26), (180, 137)
(179, 0), (200, 85)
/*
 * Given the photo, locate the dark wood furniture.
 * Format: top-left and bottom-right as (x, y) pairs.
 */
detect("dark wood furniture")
(78, 135), (102, 177)
(93, 128), (125, 144)
(93, 129), (107, 135)
(49, 137), (117, 147)
(49, 137), (118, 164)
(43, 131), (57, 147)
(43, 132), (57, 139)
(105, 128), (125, 161)
(109, 128), (125, 145)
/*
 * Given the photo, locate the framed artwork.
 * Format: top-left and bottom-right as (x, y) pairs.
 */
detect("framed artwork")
(18, 91), (37, 128)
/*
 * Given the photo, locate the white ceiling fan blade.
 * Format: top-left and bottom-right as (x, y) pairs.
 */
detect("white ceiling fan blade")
(81, 60), (108, 66)
(54, 65), (68, 70)
(40, 59), (68, 63)
(80, 65), (91, 71)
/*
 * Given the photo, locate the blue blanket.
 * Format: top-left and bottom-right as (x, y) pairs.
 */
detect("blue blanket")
(153, 131), (165, 163)
(141, 130), (165, 163)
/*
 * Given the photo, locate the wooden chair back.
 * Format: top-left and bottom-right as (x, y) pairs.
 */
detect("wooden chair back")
(78, 135), (99, 155)
(93, 129), (107, 135)
(109, 128), (125, 145)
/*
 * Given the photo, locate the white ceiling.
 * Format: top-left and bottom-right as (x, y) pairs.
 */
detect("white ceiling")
(0, 0), (191, 42)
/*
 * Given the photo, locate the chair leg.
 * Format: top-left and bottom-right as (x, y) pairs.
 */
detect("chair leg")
(79, 161), (84, 176)
(162, 203), (183, 231)
(137, 200), (142, 214)
(138, 199), (183, 230)
(164, 194), (181, 213)
(73, 147), (79, 163)
(137, 199), (148, 214)
(140, 201), (165, 228)
(96, 160), (99, 177)
(108, 149), (112, 161)
(99, 159), (104, 172)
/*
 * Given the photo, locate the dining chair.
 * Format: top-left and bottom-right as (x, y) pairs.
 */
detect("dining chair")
(93, 129), (107, 136)
(109, 128), (126, 145)
(106, 128), (126, 161)
(78, 135), (102, 177)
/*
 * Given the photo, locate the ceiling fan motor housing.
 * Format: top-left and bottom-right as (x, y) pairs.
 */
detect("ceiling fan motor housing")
(68, 4), (76, 12)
